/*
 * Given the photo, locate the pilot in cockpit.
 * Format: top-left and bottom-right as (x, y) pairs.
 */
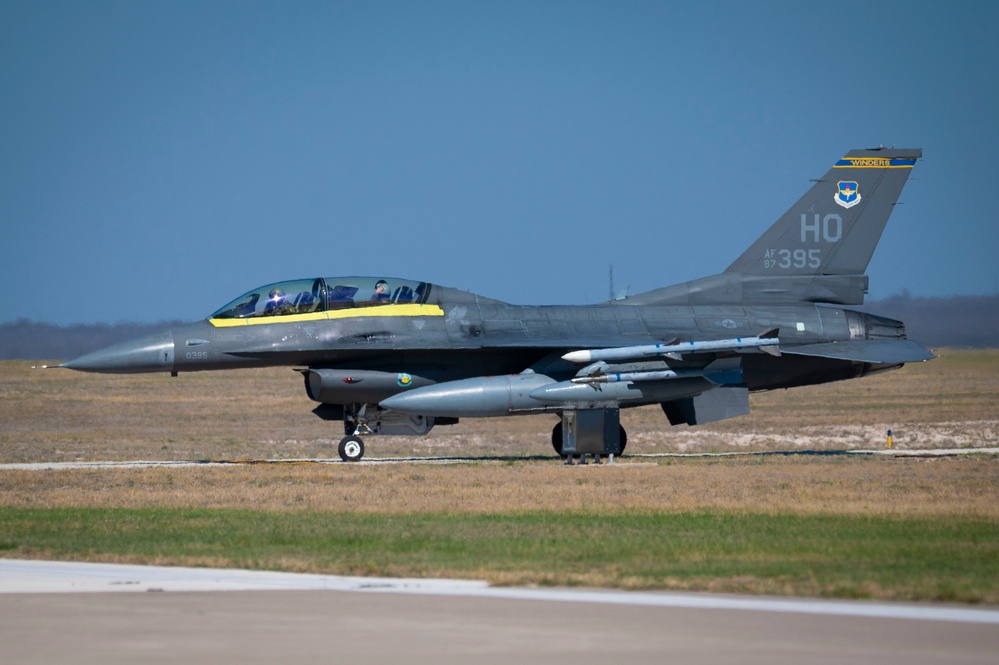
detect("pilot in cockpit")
(371, 280), (391, 302)
(264, 287), (293, 315)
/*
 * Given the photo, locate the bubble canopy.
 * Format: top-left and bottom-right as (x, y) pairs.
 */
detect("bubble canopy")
(210, 277), (430, 320)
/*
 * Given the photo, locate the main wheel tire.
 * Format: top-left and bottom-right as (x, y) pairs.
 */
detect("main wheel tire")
(338, 435), (365, 462)
(618, 425), (627, 455)
(551, 422), (565, 457)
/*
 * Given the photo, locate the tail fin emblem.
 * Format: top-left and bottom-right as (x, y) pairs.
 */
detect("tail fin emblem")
(835, 181), (861, 209)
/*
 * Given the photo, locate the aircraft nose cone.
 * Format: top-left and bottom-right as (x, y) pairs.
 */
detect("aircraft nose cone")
(62, 330), (175, 374)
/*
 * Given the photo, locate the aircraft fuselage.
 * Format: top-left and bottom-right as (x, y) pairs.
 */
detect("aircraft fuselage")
(66, 286), (904, 398)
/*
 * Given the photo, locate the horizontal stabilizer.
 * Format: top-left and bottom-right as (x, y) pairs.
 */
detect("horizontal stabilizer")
(783, 340), (934, 364)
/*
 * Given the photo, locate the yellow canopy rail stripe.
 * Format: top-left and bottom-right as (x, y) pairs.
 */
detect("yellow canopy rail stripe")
(208, 303), (445, 328)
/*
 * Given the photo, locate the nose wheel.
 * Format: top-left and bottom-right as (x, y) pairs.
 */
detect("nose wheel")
(338, 435), (365, 462)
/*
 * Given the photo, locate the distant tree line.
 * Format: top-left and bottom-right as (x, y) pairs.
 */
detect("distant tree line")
(1, 294), (996, 360)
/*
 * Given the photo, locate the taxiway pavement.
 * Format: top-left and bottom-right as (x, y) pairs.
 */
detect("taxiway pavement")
(2, 446), (997, 471)
(2, 560), (997, 664)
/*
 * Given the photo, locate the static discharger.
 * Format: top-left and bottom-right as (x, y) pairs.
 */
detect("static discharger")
(562, 329), (781, 364)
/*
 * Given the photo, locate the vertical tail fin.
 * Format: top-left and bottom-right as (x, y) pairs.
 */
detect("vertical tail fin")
(726, 148), (921, 277)
(625, 148), (921, 307)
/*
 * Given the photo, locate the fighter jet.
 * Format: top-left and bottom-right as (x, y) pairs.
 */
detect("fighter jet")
(47, 147), (933, 461)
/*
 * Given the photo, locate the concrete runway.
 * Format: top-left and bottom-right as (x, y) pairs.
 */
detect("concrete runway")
(2, 446), (997, 470)
(2, 560), (998, 664)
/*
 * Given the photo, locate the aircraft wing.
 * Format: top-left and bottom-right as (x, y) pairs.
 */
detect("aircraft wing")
(782, 340), (935, 364)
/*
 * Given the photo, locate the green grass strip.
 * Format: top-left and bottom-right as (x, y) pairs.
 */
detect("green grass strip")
(2, 507), (997, 603)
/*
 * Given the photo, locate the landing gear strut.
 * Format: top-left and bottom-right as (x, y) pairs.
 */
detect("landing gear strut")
(332, 403), (439, 462)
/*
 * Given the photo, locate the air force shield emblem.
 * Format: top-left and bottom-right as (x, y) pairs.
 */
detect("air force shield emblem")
(835, 181), (861, 209)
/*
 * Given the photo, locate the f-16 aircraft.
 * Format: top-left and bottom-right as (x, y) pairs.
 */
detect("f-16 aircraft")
(48, 147), (933, 461)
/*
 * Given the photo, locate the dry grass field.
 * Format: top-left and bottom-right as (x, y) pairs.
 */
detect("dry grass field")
(2, 456), (996, 519)
(1, 351), (998, 515)
(2, 349), (997, 463)
(1, 351), (997, 600)
(2, 351), (997, 514)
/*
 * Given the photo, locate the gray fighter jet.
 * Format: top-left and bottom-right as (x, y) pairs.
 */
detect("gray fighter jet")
(48, 147), (933, 461)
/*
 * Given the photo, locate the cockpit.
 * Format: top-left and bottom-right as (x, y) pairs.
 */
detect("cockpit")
(211, 277), (431, 320)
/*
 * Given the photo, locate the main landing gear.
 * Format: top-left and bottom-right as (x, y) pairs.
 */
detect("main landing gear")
(552, 418), (628, 464)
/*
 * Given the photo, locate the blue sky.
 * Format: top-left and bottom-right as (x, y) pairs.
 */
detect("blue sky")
(2, 1), (997, 325)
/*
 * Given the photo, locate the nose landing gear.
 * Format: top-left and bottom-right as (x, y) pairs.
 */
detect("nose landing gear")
(338, 435), (365, 462)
